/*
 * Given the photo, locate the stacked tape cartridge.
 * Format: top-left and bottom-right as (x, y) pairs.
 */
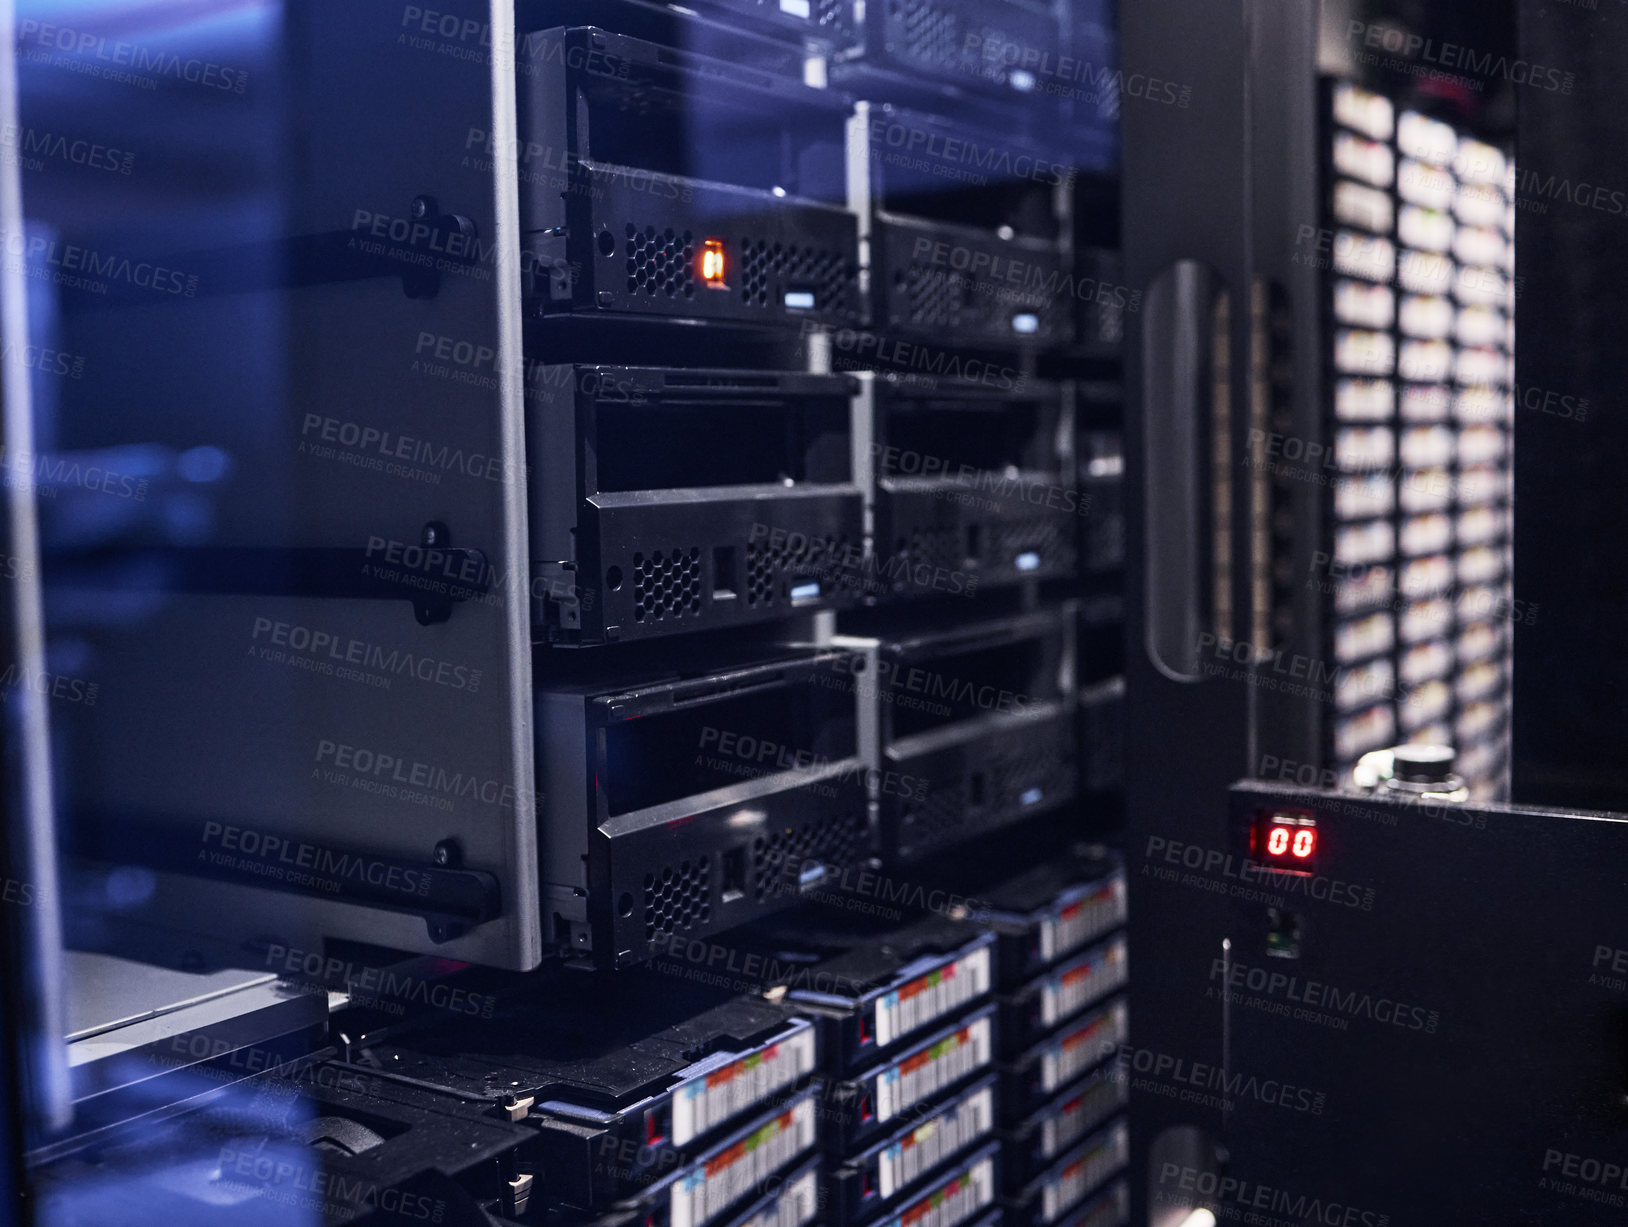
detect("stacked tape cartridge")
(340, 967), (826, 1226)
(975, 851), (1129, 1227)
(760, 914), (1005, 1227)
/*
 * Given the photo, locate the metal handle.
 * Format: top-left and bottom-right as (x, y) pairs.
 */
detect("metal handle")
(1143, 260), (1226, 681)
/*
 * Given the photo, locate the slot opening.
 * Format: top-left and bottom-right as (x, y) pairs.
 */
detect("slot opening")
(593, 394), (850, 492)
(713, 546), (738, 600)
(576, 67), (845, 203)
(882, 397), (1054, 478)
(721, 847), (747, 902)
(879, 137), (1059, 240)
(890, 637), (1060, 739)
(602, 680), (856, 815)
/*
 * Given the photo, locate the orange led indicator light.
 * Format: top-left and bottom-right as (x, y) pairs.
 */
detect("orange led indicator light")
(700, 240), (727, 287)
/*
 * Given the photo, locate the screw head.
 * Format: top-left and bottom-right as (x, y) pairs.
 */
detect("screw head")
(433, 841), (453, 866)
(411, 195), (433, 220)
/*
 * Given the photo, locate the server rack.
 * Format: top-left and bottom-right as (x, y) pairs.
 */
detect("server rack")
(11, 0), (1129, 1219)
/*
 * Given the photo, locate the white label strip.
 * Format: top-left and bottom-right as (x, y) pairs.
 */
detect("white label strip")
(1037, 876), (1127, 963)
(873, 1014), (993, 1124)
(733, 1168), (818, 1227)
(877, 1085), (995, 1199)
(880, 1155), (995, 1227)
(1041, 1126), (1129, 1223)
(673, 1028), (817, 1146)
(1040, 1000), (1127, 1094)
(1040, 940), (1128, 1029)
(670, 1098), (817, 1227)
(874, 946), (991, 1049)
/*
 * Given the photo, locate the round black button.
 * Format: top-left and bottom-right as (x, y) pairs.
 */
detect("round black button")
(1393, 743), (1456, 784)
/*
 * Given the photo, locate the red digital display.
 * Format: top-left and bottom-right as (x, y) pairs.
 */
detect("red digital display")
(1253, 812), (1318, 871)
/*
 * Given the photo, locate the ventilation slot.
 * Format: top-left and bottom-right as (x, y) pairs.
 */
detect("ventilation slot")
(633, 548), (703, 622)
(643, 858), (712, 939)
(899, 264), (973, 331)
(901, 782), (966, 846)
(993, 518), (1070, 569)
(899, 527), (963, 575)
(886, 0), (961, 69)
(745, 534), (855, 606)
(739, 238), (855, 313)
(752, 810), (866, 902)
(625, 224), (696, 299)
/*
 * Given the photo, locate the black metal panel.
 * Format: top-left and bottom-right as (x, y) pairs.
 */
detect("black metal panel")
(854, 606), (1078, 863)
(871, 376), (1077, 596)
(529, 366), (865, 645)
(837, 0), (1064, 102)
(1120, 0), (1257, 1217)
(872, 215), (1071, 348)
(1221, 780), (1628, 1224)
(537, 648), (875, 967)
(1512, 4), (1628, 811)
(518, 25), (859, 329)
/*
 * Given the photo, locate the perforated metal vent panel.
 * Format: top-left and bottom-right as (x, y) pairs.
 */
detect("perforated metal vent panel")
(895, 719), (1077, 856)
(644, 858), (712, 940)
(633, 547), (703, 622)
(582, 171), (860, 326)
(904, 781), (967, 845)
(878, 220), (1069, 345)
(745, 534), (856, 606)
(740, 238), (856, 316)
(625, 224), (697, 299)
(871, 0), (1056, 94)
(990, 725), (1072, 802)
(893, 260), (1064, 341)
(752, 809), (867, 902)
(885, 0), (962, 70)
(899, 264), (975, 331)
(899, 526), (964, 574)
(993, 517), (1072, 569)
